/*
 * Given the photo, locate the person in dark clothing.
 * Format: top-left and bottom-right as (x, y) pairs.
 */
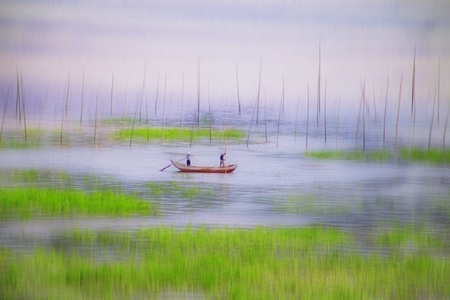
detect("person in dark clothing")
(220, 151), (226, 167)
(186, 153), (191, 166)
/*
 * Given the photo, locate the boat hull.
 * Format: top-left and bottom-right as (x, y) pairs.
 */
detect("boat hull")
(170, 160), (237, 173)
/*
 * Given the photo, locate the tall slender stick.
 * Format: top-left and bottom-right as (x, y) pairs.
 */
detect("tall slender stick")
(372, 88), (378, 125)
(130, 100), (138, 148)
(428, 86), (437, 150)
(110, 73), (114, 115)
(437, 58), (440, 126)
(317, 44), (321, 126)
(411, 47), (416, 145)
(411, 47), (416, 117)
(180, 72), (185, 141)
(154, 73), (160, 116)
(264, 89), (267, 143)
(294, 95), (300, 141)
(208, 82), (212, 143)
(246, 92), (258, 147)
(20, 73), (27, 142)
(197, 58), (201, 125)
(161, 73), (167, 144)
(60, 74), (70, 147)
(139, 61), (147, 123)
(324, 80), (327, 145)
(94, 85), (100, 147)
(443, 104), (450, 149)
(362, 81), (366, 151)
(256, 60), (262, 125)
(235, 62), (241, 117)
(276, 79), (284, 148)
(336, 99), (341, 150)
(16, 67), (21, 122)
(80, 68), (85, 125)
(306, 85), (310, 149)
(356, 84), (363, 146)
(383, 76), (389, 148)
(395, 73), (403, 151)
(0, 90), (9, 141)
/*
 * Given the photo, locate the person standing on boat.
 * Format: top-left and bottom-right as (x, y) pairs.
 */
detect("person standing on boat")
(186, 153), (191, 167)
(220, 150), (226, 167)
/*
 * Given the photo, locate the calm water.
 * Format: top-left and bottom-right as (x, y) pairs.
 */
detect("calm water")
(1, 104), (449, 251)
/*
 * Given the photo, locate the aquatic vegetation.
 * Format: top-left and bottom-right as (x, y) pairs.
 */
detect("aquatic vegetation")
(114, 126), (245, 141)
(1, 225), (449, 299)
(146, 181), (212, 199)
(275, 193), (354, 215)
(304, 149), (390, 161)
(400, 147), (450, 164)
(0, 188), (155, 219)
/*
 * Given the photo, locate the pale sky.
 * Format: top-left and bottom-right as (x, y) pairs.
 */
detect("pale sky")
(1, 0), (449, 115)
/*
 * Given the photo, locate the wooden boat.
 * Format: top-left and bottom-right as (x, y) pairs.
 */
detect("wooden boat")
(170, 160), (238, 173)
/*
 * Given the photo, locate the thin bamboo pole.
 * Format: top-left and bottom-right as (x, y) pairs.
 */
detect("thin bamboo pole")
(294, 95), (300, 142)
(443, 103), (450, 149)
(0, 90), (9, 141)
(80, 68), (85, 125)
(395, 73), (403, 151)
(94, 86), (100, 147)
(20, 73), (27, 142)
(411, 47), (416, 145)
(306, 85), (310, 149)
(235, 62), (241, 117)
(317, 44), (321, 126)
(197, 58), (201, 125)
(428, 86), (437, 150)
(60, 74), (70, 147)
(161, 73), (167, 145)
(324, 80), (327, 145)
(139, 61), (147, 123)
(383, 76), (389, 148)
(110, 73), (114, 115)
(16, 67), (21, 122)
(362, 81), (366, 152)
(154, 73), (160, 116)
(256, 60), (262, 125)
(180, 72), (184, 141)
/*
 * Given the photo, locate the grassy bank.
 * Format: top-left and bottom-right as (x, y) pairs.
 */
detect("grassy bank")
(400, 147), (450, 164)
(1, 225), (449, 299)
(0, 188), (155, 219)
(304, 149), (390, 161)
(114, 127), (246, 142)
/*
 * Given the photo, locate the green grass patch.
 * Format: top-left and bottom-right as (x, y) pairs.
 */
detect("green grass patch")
(1, 226), (449, 299)
(400, 147), (450, 164)
(305, 149), (390, 161)
(0, 188), (155, 219)
(114, 127), (245, 141)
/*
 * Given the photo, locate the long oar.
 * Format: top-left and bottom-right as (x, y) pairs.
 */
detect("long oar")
(159, 157), (186, 172)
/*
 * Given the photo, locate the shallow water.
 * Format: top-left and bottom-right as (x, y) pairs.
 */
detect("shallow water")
(1, 106), (450, 252)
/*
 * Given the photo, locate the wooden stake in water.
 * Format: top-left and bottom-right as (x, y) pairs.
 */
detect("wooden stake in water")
(306, 85), (310, 149)
(0, 90), (9, 141)
(139, 61), (147, 124)
(437, 58), (441, 126)
(154, 73), (160, 116)
(161, 73), (167, 145)
(80, 68), (85, 125)
(395, 73), (403, 151)
(256, 60), (262, 125)
(197, 58), (201, 125)
(411, 47), (416, 145)
(323, 80), (327, 145)
(109, 73), (114, 116)
(60, 74), (70, 147)
(335, 99), (341, 150)
(235, 62), (241, 117)
(383, 76), (389, 148)
(443, 104), (450, 149)
(362, 81), (366, 152)
(276, 78), (284, 148)
(20, 73), (27, 142)
(180, 72), (185, 141)
(94, 86), (100, 147)
(428, 86), (437, 150)
(317, 44), (321, 126)
(15, 67), (21, 123)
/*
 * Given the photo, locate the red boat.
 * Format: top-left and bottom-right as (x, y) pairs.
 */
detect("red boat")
(170, 160), (238, 173)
